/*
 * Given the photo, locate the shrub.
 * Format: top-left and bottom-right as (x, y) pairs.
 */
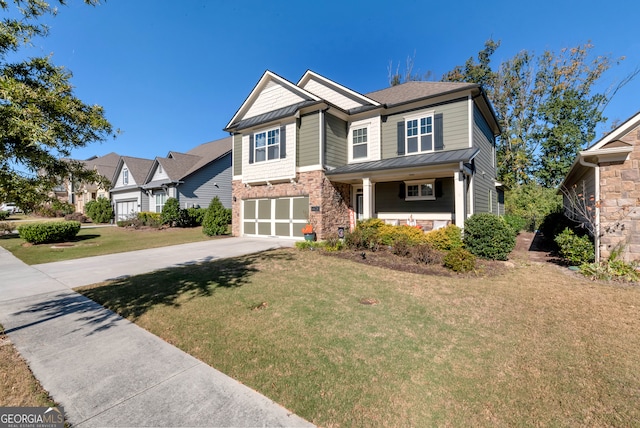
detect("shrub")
(0, 222), (14, 234)
(463, 213), (516, 261)
(539, 211), (576, 241)
(18, 221), (81, 244)
(323, 234), (345, 252)
(52, 200), (75, 216)
(502, 214), (528, 236)
(411, 242), (444, 265)
(424, 224), (463, 251)
(443, 247), (476, 272)
(161, 198), (181, 226)
(0, 211), (9, 221)
(554, 228), (594, 266)
(35, 205), (57, 218)
(65, 212), (89, 223)
(182, 207), (206, 227)
(295, 240), (323, 250)
(85, 197), (113, 223)
(117, 217), (144, 228)
(137, 212), (162, 228)
(202, 197), (231, 236)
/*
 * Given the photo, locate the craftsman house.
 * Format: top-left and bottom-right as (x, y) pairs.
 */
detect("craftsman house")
(560, 110), (639, 262)
(224, 70), (502, 239)
(110, 137), (232, 221)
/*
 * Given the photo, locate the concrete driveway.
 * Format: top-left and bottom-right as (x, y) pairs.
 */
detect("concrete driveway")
(0, 237), (313, 427)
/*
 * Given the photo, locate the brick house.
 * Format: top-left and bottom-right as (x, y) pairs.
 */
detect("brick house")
(560, 111), (639, 262)
(224, 70), (502, 240)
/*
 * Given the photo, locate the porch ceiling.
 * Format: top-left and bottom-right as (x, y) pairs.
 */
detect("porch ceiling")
(326, 147), (479, 183)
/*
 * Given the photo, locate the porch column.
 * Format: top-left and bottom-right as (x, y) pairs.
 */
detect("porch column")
(454, 171), (466, 227)
(362, 177), (373, 219)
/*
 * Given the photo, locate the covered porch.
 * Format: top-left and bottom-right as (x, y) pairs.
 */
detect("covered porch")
(325, 148), (478, 230)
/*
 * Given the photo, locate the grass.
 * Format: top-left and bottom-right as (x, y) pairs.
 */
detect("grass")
(0, 225), (222, 265)
(0, 327), (57, 407)
(76, 248), (640, 427)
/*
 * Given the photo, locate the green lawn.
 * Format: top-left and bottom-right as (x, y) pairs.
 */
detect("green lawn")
(0, 225), (222, 265)
(76, 248), (640, 427)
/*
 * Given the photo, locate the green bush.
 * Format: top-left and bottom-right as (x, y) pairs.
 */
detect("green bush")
(161, 198), (181, 226)
(295, 240), (323, 250)
(202, 197), (231, 236)
(0, 211), (9, 221)
(18, 221), (81, 244)
(85, 197), (113, 223)
(52, 200), (75, 216)
(424, 224), (463, 251)
(137, 212), (162, 228)
(182, 207), (206, 227)
(505, 183), (562, 231)
(323, 234), (345, 252)
(463, 213), (516, 261)
(539, 211), (576, 241)
(443, 247), (476, 272)
(502, 214), (527, 236)
(554, 228), (594, 266)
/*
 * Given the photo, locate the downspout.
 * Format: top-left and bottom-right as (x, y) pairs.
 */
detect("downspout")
(579, 156), (600, 263)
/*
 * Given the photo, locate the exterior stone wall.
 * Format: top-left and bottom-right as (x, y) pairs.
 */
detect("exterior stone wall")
(231, 171), (352, 239)
(599, 124), (640, 261)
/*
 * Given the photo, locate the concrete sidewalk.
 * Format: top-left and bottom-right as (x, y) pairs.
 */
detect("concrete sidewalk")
(0, 238), (313, 427)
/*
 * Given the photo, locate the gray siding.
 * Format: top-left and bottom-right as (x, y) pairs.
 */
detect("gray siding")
(178, 153), (232, 209)
(563, 166), (596, 225)
(140, 192), (150, 212)
(324, 113), (348, 167)
(298, 112), (320, 166)
(380, 98), (469, 159)
(233, 134), (242, 176)
(472, 106), (497, 214)
(375, 179), (455, 213)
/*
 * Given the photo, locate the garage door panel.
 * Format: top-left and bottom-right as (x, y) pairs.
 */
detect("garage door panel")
(243, 196), (309, 238)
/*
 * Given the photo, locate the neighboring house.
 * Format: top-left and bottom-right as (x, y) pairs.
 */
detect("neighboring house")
(51, 152), (120, 212)
(110, 156), (155, 221)
(224, 70), (502, 240)
(560, 111), (639, 262)
(142, 137), (232, 211)
(75, 152), (120, 213)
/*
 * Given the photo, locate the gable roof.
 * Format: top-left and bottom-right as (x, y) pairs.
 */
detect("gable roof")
(82, 152), (120, 182)
(143, 136), (232, 188)
(113, 156), (154, 186)
(587, 110), (640, 151)
(298, 70), (381, 110)
(225, 71), (320, 130)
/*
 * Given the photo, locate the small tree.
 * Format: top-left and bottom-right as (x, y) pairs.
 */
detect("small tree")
(161, 197), (181, 227)
(202, 197), (231, 236)
(85, 197), (113, 224)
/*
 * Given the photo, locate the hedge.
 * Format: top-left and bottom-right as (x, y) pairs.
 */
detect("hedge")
(18, 221), (81, 244)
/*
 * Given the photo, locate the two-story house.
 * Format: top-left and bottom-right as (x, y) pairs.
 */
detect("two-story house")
(224, 70), (501, 240)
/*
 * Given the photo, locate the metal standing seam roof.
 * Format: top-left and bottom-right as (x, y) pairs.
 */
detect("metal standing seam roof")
(326, 147), (479, 176)
(226, 100), (319, 131)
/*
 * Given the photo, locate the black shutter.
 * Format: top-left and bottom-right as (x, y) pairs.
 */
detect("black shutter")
(398, 182), (406, 199)
(280, 125), (286, 159)
(397, 121), (405, 155)
(434, 113), (444, 151)
(435, 179), (443, 198)
(248, 134), (254, 164)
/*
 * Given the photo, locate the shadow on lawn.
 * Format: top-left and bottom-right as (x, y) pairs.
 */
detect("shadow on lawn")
(79, 249), (293, 322)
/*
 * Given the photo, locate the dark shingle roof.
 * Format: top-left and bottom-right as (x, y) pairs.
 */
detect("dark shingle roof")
(326, 148), (479, 176)
(226, 100), (319, 131)
(120, 156), (154, 185)
(366, 81), (478, 106)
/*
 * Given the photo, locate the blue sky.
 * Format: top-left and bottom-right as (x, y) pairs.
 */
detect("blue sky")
(16, 0), (640, 161)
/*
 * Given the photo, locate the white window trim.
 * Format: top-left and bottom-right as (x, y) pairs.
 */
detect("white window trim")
(253, 126), (281, 163)
(404, 179), (436, 201)
(404, 111), (435, 155)
(123, 168), (129, 185)
(349, 123), (370, 162)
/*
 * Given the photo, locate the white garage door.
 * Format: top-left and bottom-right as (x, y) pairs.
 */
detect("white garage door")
(116, 200), (138, 221)
(243, 196), (309, 238)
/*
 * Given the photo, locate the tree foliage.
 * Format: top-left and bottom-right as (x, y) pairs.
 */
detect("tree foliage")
(0, 0), (113, 208)
(442, 39), (631, 188)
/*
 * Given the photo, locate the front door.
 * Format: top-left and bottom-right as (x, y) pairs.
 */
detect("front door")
(355, 187), (364, 221)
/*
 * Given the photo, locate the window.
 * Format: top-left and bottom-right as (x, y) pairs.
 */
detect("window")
(158, 164), (163, 174)
(406, 115), (433, 154)
(352, 127), (368, 159)
(405, 179), (435, 201)
(155, 191), (167, 213)
(123, 168), (129, 185)
(254, 128), (280, 162)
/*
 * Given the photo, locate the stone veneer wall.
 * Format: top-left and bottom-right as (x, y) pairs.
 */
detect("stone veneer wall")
(599, 124), (640, 261)
(231, 170), (351, 239)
